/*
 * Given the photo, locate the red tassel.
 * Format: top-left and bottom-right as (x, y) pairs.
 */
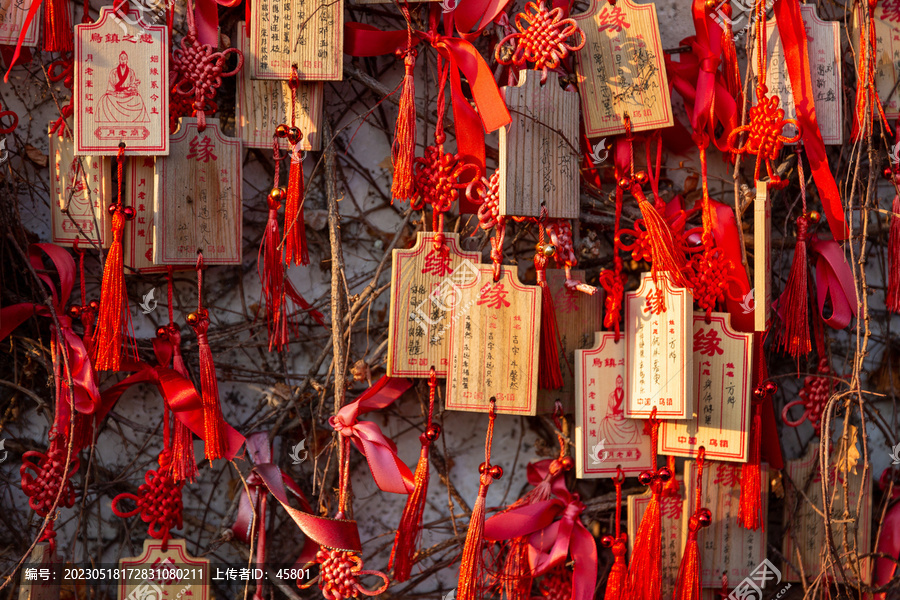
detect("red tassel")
(538, 272), (564, 390)
(632, 185), (689, 288)
(391, 48), (417, 203)
(283, 142), (309, 266)
(738, 394), (762, 530)
(390, 369), (440, 582)
(43, 0), (73, 52)
(163, 320), (199, 482)
(260, 187), (292, 350)
(603, 468), (628, 600)
(458, 400), (499, 600)
(719, 4), (743, 113)
(776, 215), (811, 363)
(888, 195), (900, 313)
(674, 449), (710, 600)
(93, 148), (128, 371)
(625, 411), (662, 600)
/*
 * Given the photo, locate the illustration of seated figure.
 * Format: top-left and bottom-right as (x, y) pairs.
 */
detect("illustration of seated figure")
(598, 375), (641, 445)
(98, 51), (149, 123)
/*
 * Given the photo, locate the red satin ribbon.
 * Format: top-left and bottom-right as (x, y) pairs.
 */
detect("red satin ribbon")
(711, 200), (754, 333)
(484, 488), (597, 600)
(809, 236), (857, 329)
(772, 0), (848, 241)
(447, 0), (513, 41)
(193, 0), (241, 47)
(328, 376), (415, 495)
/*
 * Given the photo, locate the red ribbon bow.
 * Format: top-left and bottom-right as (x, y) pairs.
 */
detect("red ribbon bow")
(809, 236), (858, 329)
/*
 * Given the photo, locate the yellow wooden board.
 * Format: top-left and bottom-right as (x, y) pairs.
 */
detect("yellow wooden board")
(754, 182), (771, 331)
(0, 0), (39, 46)
(118, 538), (208, 600)
(123, 156), (167, 274)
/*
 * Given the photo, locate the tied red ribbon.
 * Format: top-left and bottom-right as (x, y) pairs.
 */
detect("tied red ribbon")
(328, 376), (415, 495)
(484, 487), (597, 600)
(809, 236), (858, 329)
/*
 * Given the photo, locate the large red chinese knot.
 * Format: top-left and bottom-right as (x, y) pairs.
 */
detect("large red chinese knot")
(111, 452), (184, 541)
(412, 145), (473, 218)
(171, 33), (242, 131)
(495, 1), (585, 82)
(686, 247), (734, 315)
(21, 443), (80, 550)
(726, 91), (800, 182)
(537, 564), (573, 600)
(313, 548), (389, 600)
(782, 357), (833, 435)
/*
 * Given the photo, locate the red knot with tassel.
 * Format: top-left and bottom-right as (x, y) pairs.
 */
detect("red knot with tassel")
(601, 467), (628, 600)
(391, 5), (417, 202)
(673, 447), (711, 600)
(535, 206), (564, 390)
(278, 70), (310, 267)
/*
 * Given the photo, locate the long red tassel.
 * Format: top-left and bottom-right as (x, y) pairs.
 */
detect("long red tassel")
(188, 254), (228, 461)
(536, 212), (564, 390)
(93, 146), (128, 372)
(458, 400), (499, 600)
(776, 214), (811, 363)
(391, 10), (417, 203)
(390, 368), (440, 582)
(674, 448), (710, 600)
(625, 409), (662, 600)
(603, 467), (628, 600)
(719, 1), (743, 113)
(739, 336), (770, 530)
(632, 184), (688, 288)
(260, 186), (291, 350)
(888, 195), (900, 313)
(283, 138), (309, 266)
(43, 0), (72, 52)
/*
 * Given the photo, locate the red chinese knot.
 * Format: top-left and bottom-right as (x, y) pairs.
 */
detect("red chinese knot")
(495, 1), (586, 82)
(171, 33), (242, 131)
(312, 548), (389, 600)
(726, 92), (801, 182)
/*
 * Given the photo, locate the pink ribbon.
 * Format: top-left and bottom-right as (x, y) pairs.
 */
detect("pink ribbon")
(809, 236), (857, 330)
(328, 376), (415, 495)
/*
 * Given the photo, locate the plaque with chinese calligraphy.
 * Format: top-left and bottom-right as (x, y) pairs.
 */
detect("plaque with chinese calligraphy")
(684, 460), (769, 587)
(572, 0), (673, 137)
(50, 125), (112, 248)
(628, 473), (685, 599)
(575, 332), (652, 478)
(782, 444), (872, 582)
(855, 7), (900, 120)
(537, 270), (604, 413)
(74, 6), (168, 155)
(499, 70), (579, 219)
(123, 156), (166, 273)
(624, 272), (693, 419)
(387, 232), (480, 378)
(154, 118), (242, 265)
(659, 312), (752, 463)
(753, 6), (842, 144)
(118, 539), (208, 600)
(248, 0), (343, 80)
(446, 264), (540, 415)
(754, 183), (771, 331)
(235, 24), (322, 150)
(0, 0), (39, 46)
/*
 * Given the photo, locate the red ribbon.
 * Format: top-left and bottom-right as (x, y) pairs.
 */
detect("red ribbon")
(772, 0), (848, 241)
(193, 0), (241, 48)
(447, 0), (513, 41)
(710, 200), (754, 333)
(328, 376), (415, 495)
(809, 236), (857, 329)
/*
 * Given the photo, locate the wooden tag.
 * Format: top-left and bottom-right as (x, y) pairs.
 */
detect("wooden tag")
(857, 7), (900, 119)
(153, 118), (242, 265)
(754, 182), (770, 331)
(445, 264), (540, 415)
(235, 23), (322, 150)
(499, 70), (579, 219)
(575, 332), (653, 478)
(17, 543), (58, 600)
(628, 473), (685, 599)
(249, 0), (343, 80)
(659, 312), (753, 463)
(74, 6), (169, 155)
(49, 126), (112, 247)
(123, 156), (166, 273)
(537, 270), (604, 413)
(755, 5), (842, 144)
(624, 272), (694, 419)
(0, 0), (39, 46)
(118, 538), (209, 600)
(387, 232), (480, 378)
(572, 0), (673, 137)
(782, 444), (872, 582)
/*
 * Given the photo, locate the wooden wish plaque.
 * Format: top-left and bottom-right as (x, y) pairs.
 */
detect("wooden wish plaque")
(575, 331), (652, 478)
(628, 469), (685, 599)
(659, 312), (753, 463)
(684, 460), (769, 588)
(249, 0), (343, 80)
(49, 125), (112, 247)
(123, 156), (166, 274)
(856, 6), (900, 120)
(235, 24), (322, 150)
(499, 70), (579, 219)
(572, 0), (673, 137)
(754, 5), (842, 144)
(624, 272), (694, 419)
(387, 232), (480, 378)
(0, 0), (39, 46)
(537, 270), (604, 413)
(445, 264), (540, 415)
(118, 538), (209, 600)
(754, 183), (771, 331)
(17, 543), (58, 600)
(153, 118), (242, 265)
(782, 444), (872, 582)
(74, 6), (168, 155)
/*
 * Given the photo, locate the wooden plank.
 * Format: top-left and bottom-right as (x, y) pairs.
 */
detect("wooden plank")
(628, 473), (685, 599)
(624, 272), (694, 419)
(498, 70), (579, 219)
(49, 125), (112, 247)
(753, 5), (842, 144)
(659, 312), (753, 463)
(249, 0), (343, 80)
(0, 0), (39, 46)
(118, 538), (209, 600)
(235, 23), (322, 151)
(153, 118), (242, 265)
(572, 0), (673, 137)
(445, 264), (540, 415)
(17, 543), (58, 600)
(754, 182), (770, 331)
(855, 6), (900, 120)
(74, 6), (169, 155)
(684, 460), (769, 588)
(123, 156), (168, 273)
(387, 232), (480, 378)
(537, 269), (604, 413)
(575, 331), (653, 478)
